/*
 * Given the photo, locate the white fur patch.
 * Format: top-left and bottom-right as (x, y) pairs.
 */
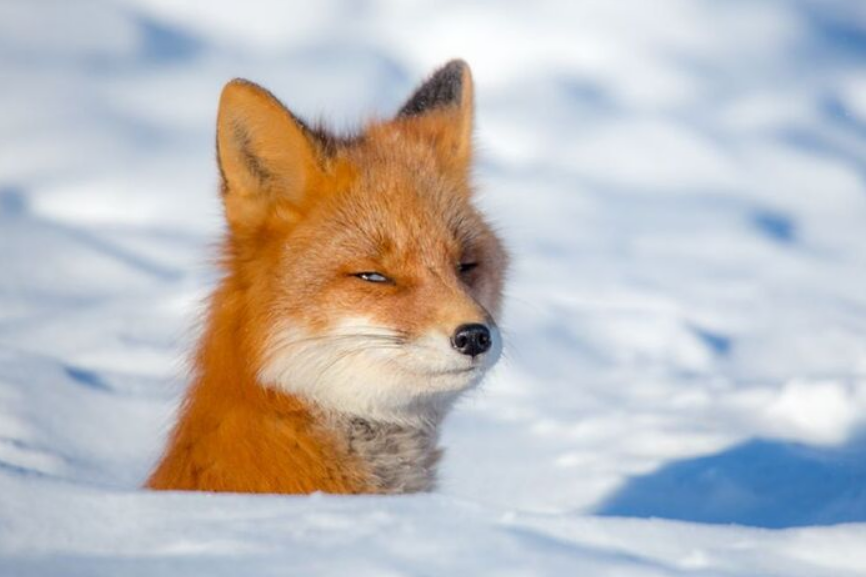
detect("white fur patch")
(258, 317), (501, 424)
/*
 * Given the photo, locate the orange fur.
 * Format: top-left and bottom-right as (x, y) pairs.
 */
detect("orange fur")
(147, 281), (370, 493)
(147, 61), (506, 494)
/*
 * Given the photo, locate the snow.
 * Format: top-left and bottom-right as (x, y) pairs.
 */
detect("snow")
(2, 0), (866, 574)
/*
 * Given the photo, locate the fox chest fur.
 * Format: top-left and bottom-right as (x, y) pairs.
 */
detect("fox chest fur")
(147, 60), (507, 495)
(338, 415), (441, 493)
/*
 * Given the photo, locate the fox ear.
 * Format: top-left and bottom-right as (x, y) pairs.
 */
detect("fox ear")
(216, 79), (321, 232)
(395, 60), (474, 175)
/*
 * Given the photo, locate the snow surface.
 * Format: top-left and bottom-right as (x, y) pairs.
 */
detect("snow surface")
(2, 0), (866, 574)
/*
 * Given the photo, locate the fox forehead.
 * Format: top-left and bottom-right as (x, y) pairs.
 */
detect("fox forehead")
(297, 137), (480, 266)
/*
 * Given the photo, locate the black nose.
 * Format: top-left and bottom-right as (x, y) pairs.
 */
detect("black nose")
(451, 323), (492, 357)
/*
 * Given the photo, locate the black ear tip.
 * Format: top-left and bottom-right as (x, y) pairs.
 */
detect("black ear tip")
(436, 59), (471, 86)
(440, 59), (470, 74)
(398, 59), (471, 118)
(431, 59), (470, 89)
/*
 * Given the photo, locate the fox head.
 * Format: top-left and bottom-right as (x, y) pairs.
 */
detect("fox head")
(214, 60), (507, 423)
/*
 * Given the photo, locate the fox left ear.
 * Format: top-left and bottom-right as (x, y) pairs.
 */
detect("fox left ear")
(395, 60), (474, 176)
(216, 79), (324, 233)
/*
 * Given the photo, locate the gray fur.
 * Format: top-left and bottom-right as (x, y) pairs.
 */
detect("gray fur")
(233, 123), (273, 184)
(398, 60), (466, 118)
(327, 413), (443, 493)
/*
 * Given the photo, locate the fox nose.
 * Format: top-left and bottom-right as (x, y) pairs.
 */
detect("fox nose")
(451, 323), (492, 357)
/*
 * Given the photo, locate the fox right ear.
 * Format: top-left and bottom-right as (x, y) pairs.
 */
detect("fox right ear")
(216, 79), (321, 232)
(394, 60), (475, 178)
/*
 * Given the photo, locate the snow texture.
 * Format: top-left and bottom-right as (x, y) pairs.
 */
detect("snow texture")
(2, 0), (866, 575)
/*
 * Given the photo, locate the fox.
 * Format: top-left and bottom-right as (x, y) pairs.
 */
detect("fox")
(146, 60), (507, 495)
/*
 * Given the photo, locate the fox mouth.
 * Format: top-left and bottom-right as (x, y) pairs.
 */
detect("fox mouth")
(427, 366), (478, 377)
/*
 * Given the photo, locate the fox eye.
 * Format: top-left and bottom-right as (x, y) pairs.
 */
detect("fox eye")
(353, 272), (392, 284)
(458, 262), (478, 274)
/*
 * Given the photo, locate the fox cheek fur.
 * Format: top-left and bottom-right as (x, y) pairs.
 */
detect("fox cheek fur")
(147, 60), (508, 494)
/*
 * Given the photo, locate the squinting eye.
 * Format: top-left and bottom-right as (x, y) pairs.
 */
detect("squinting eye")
(458, 262), (478, 274)
(353, 272), (392, 284)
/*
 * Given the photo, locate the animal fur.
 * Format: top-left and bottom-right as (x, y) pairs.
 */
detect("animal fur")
(146, 60), (507, 494)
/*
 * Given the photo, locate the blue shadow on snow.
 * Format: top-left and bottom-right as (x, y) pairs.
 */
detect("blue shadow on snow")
(596, 435), (866, 528)
(751, 209), (797, 245)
